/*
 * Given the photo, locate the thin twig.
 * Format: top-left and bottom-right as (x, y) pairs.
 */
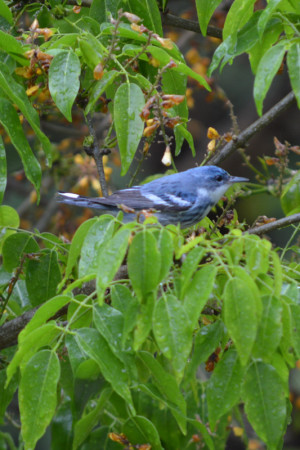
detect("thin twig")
(247, 213), (300, 235)
(161, 12), (223, 40)
(208, 91), (296, 165)
(85, 113), (108, 197)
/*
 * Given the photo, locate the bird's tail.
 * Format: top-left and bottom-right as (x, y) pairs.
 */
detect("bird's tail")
(56, 192), (106, 210)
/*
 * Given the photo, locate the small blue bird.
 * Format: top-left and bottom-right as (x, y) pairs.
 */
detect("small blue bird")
(57, 166), (248, 228)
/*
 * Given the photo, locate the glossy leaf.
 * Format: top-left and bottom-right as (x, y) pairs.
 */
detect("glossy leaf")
(254, 41), (286, 115)
(223, 0), (256, 40)
(64, 217), (97, 280)
(151, 228), (174, 283)
(179, 246), (205, 299)
(90, 0), (120, 24)
(114, 82), (145, 174)
(138, 351), (186, 434)
(245, 235), (271, 276)
(242, 361), (287, 448)
(19, 350), (60, 450)
(2, 232), (39, 272)
(76, 328), (135, 412)
(49, 49), (81, 122)
(0, 136), (6, 204)
(93, 304), (124, 353)
(207, 349), (245, 430)
(224, 277), (258, 365)
(0, 30), (28, 64)
(19, 295), (71, 344)
(123, 415), (162, 450)
(133, 292), (155, 350)
(6, 322), (61, 386)
(0, 62), (52, 165)
(0, 97), (41, 198)
(257, 0), (283, 37)
(73, 388), (112, 449)
(252, 295), (282, 360)
(128, 230), (161, 301)
(249, 19), (282, 73)
(85, 70), (119, 114)
(290, 304), (300, 359)
(0, 0), (13, 24)
(26, 250), (62, 306)
(79, 216), (115, 277)
(287, 42), (300, 108)
(184, 265), (217, 329)
(280, 170), (300, 215)
(174, 124), (196, 157)
(127, 0), (163, 35)
(96, 227), (131, 303)
(195, 0), (223, 36)
(184, 321), (223, 386)
(153, 294), (193, 380)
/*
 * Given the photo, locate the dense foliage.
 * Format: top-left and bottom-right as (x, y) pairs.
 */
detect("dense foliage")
(0, 1), (299, 449)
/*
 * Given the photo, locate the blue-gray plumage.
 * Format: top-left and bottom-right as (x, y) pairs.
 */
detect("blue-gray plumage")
(57, 166), (248, 228)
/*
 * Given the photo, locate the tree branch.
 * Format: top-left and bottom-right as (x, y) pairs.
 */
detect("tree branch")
(247, 213), (300, 236)
(161, 12), (223, 40)
(85, 113), (109, 197)
(207, 91), (296, 165)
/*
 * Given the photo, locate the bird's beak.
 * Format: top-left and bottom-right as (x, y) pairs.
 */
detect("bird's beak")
(229, 176), (249, 183)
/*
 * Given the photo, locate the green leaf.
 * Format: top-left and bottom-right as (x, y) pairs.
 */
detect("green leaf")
(26, 250), (62, 306)
(96, 227), (131, 303)
(257, 0), (283, 37)
(79, 37), (102, 71)
(242, 361), (287, 448)
(114, 83), (145, 174)
(111, 284), (139, 347)
(224, 277), (258, 365)
(195, 0), (223, 36)
(2, 232), (39, 272)
(207, 349), (245, 430)
(90, 0), (120, 24)
(5, 322), (60, 386)
(138, 351), (186, 434)
(123, 415), (163, 450)
(93, 304), (123, 353)
(76, 328), (135, 412)
(249, 19), (282, 74)
(252, 295), (282, 360)
(73, 388), (112, 450)
(128, 230), (161, 301)
(19, 350), (60, 450)
(179, 246), (205, 299)
(151, 228), (174, 283)
(79, 216), (115, 277)
(0, 30), (28, 64)
(174, 124), (195, 157)
(133, 292), (155, 350)
(0, 97), (41, 199)
(188, 419), (215, 450)
(19, 295), (70, 344)
(0, 62), (52, 166)
(254, 41), (287, 115)
(0, 205), (19, 228)
(0, 136), (6, 204)
(245, 235), (271, 276)
(290, 304), (300, 359)
(49, 49), (81, 122)
(280, 171), (300, 215)
(153, 294), (193, 380)
(223, 0), (256, 40)
(184, 265), (217, 329)
(85, 70), (119, 115)
(0, 370), (18, 424)
(0, 0), (13, 25)
(127, 0), (163, 35)
(63, 217), (97, 281)
(183, 321), (223, 387)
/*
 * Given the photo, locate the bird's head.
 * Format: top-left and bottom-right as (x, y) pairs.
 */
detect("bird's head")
(192, 166), (249, 204)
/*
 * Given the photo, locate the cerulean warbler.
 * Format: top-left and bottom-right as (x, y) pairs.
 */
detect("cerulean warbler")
(57, 166), (248, 228)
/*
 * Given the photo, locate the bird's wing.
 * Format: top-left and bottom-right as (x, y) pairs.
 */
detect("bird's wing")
(104, 186), (196, 212)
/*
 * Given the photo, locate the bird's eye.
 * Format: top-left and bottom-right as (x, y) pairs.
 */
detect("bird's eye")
(215, 175), (223, 182)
